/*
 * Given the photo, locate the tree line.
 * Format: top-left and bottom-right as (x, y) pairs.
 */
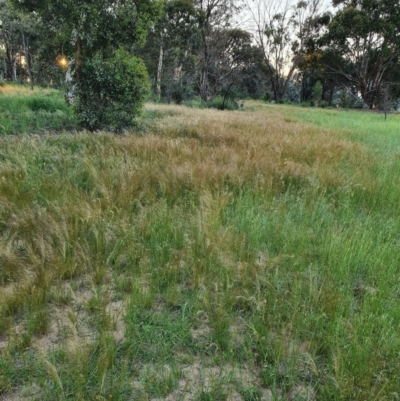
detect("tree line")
(1, 0), (399, 130)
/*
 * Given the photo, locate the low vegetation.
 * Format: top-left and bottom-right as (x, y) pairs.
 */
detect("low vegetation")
(0, 85), (77, 135)
(1, 90), (400, 400)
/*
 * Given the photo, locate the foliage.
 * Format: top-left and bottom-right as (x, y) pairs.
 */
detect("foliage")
(247, 0), (323, 102)
(0, 0), (41, 84)
(11, 0), (161, 131)
(76, 49), (150, 132)
(283, 79), (301, 103)
(10, 0), (161, 54)
(323, 0), (400, 108)
(311, 81), (322, 104)
(205, 95), (238, 110)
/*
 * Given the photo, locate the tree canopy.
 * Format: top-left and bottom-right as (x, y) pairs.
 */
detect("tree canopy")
(322, 0), (400, 108)
(1, 0), (400, 124)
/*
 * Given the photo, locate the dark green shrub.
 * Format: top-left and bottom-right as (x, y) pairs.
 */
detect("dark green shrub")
(352, 98), (367, 109)
(76, 48), (150, 132)
(311, 81), (323, 105)
(182, 97), (204, 109)
(263, 91), (271, 102)
(26, 96), (65, 112)
(206, 96), (238, 110)
(319, 100), (329, 108)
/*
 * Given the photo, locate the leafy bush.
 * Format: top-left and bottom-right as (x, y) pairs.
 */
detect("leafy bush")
(333, 89), (354, 109)
(284, 80), (301, 103)
(206, 96), (239, 111)
(352, 98), (367, 109)
(182, 97), (204, 109)
(311, 81), (323, 102)
(183, 96), (239, 111)
(319, 100), (329, 108)
(263, 91), (271, 102)
(76, 48), (150, 132)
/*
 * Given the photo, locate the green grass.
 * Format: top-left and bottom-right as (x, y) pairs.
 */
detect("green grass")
(1, 99), (400, 400)
(0, 85), (77, 135)
(287, 105), (400, 155)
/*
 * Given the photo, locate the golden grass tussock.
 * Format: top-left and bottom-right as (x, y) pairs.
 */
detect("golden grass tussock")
(117, 103), (374, 197)
(0, 85), (32, 95)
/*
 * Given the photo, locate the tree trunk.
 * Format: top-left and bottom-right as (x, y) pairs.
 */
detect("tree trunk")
(2, 56), (7, 79)
(6, 45), (17, 82)
(222, 81), (234, 110)
(329, 87), (334, 107)
(75, 36), (82, 84)
(364, 89), (376, 110)
(271, 79), (282, 102)
(199, 28), (209, 102)
(12, 59), (17, 82)
(199, 68), (208, 101)
(156, 43), (164, 100)
(21, 29), (34, 90)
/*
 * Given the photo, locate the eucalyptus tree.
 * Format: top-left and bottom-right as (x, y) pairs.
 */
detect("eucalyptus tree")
(0, 0), (41, 87)
(205, 28), (254, 100)
(11, 0), (162, 131)
(323, 0), (400, 108)
(246, 0), (323, 101)
(298, 47), (351, 104)
(142, 0), (199, 101)
(0, 0), (20, 81)
(195, 0), (242, 101)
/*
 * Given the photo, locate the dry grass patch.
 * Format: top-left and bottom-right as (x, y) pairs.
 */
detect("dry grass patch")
(140, 103), (373, 194)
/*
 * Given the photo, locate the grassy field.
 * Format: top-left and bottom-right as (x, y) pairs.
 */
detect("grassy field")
(0, 84), (76, 135)
(1, 91), (400, 401)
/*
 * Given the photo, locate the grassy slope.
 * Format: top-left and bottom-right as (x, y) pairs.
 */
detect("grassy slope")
(1, 96), (400, 400)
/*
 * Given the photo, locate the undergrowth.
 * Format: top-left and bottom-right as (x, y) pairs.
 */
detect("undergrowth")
(0, 85), (76, 135)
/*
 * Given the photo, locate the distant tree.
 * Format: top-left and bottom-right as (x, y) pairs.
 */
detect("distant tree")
(0, 0), (20, 81)
(311, 80), (322, 104)
(0, 1), (41, 88)
(138, 0), (199, 102)
(195, 0), (242, 101)
(246, 0), (323, 102)
(229, 45), (270, 99)
(206, 28), (254, 101)
(322, 0), (400, 109)
(299, 47), (351, 105)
